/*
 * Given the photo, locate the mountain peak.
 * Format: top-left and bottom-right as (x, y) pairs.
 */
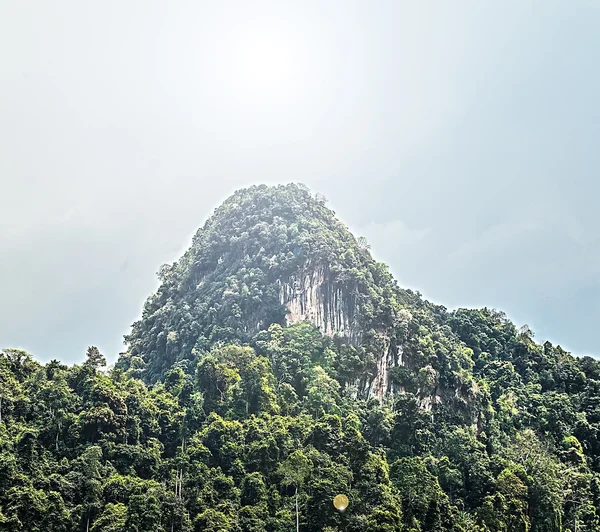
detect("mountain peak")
(120, 183), (405, 396)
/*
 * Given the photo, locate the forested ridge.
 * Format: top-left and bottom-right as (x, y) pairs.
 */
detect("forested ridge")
(2, 184), (600, 531)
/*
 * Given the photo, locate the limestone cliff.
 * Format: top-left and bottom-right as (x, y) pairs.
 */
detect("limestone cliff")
(277, 263), (402, 400)
(278, 265), (359, 341)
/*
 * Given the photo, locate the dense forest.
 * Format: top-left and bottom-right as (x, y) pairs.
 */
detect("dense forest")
(2, 184), (600, 531)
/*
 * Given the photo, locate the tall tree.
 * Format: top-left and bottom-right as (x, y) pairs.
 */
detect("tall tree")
(84, 346), (106, 370)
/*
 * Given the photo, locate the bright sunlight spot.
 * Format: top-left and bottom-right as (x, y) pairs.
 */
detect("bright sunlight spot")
(236, 35), (294, 92)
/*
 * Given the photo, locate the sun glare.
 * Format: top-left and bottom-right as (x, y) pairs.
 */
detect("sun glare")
(237, 36), (294, 92)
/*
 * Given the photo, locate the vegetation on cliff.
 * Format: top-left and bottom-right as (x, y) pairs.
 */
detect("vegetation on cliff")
(120, 183), (406, 385)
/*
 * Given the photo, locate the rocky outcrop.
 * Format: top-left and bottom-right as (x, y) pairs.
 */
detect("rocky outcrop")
(365, 333), (397, 399)
(277, 267), (454, 407)
(278, 265), (360, 343)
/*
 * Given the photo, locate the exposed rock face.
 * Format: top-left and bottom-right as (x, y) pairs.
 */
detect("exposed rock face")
(419, 393), (443, 412)
(366, 332), (395, 399)
(278, 265), (360, 343)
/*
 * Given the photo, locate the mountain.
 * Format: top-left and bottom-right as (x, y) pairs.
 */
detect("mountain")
(2, 183), (600, 531)
(119, 184), (472, 407)
(121, 183), (402, 389)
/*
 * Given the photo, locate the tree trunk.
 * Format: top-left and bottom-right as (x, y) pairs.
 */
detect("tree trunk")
(295, 486), (299, 532)
(86, 516), (90, 532)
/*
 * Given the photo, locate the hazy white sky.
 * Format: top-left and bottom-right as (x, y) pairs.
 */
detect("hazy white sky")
(2, 1), (600, 363)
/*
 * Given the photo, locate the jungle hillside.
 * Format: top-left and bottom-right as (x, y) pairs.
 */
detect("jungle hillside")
(1, 184), (600, 531)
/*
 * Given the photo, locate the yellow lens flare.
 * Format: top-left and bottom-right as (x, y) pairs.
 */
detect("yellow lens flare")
(333, 494), (349, 511)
